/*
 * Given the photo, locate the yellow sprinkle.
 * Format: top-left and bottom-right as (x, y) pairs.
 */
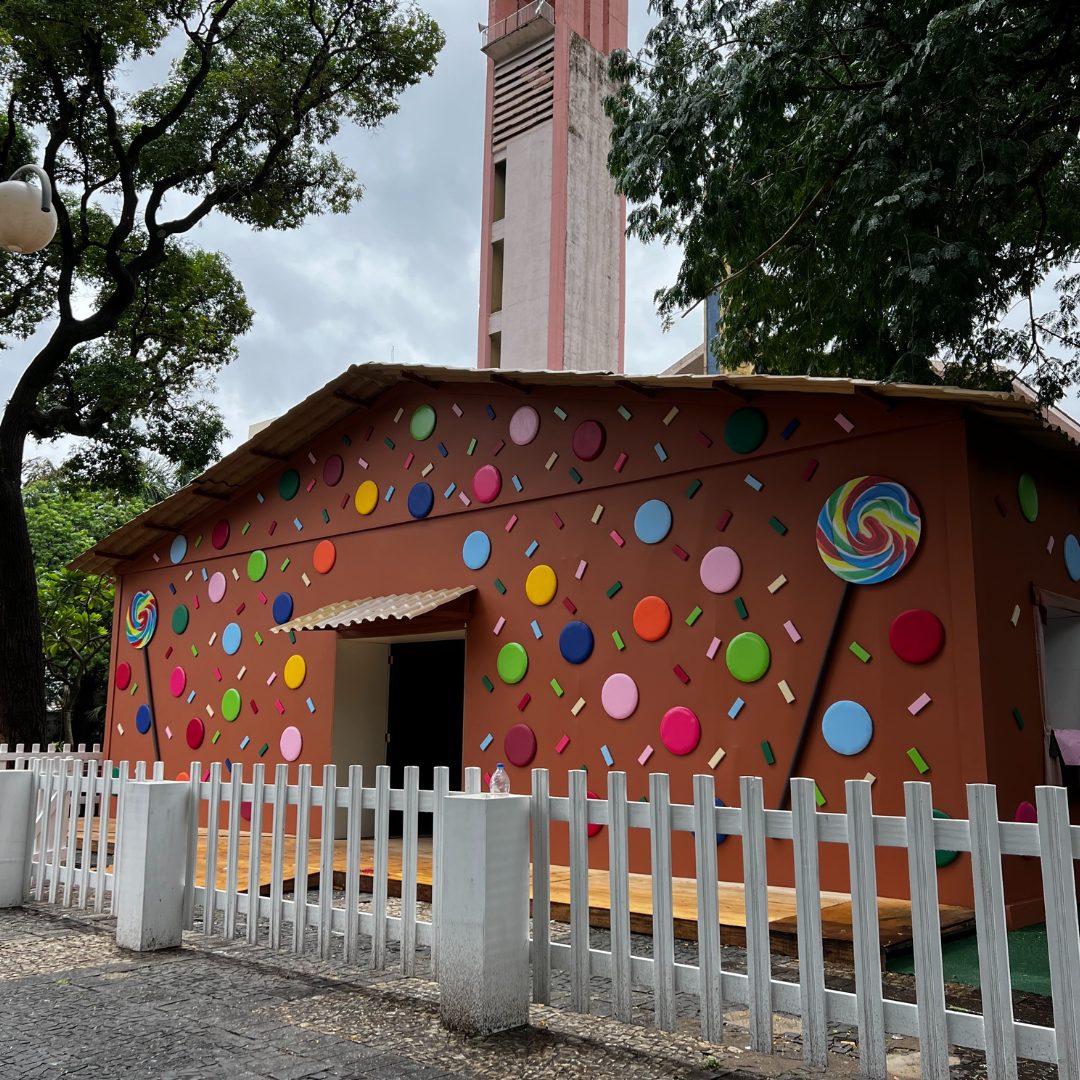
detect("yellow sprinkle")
(421, 462), (434, 477)
(708, 746), (726, 769)
(778, 679), (795, 703)
(863, 772), (877, 785)
(571, 697), (586, 716)
(208, 632), (217, 646)
(1010, 604), (1021, 626)
(662, 406), (679, 426)
(768, 574), (787, 594)
(591, 504), (604, 524)
(545, 452), (558, 470)
(301, 572), (311, 587)
(231, 568), (239, 581)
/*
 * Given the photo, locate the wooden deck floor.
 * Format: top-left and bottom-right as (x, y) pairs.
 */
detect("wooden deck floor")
(184, 831), (974, 964)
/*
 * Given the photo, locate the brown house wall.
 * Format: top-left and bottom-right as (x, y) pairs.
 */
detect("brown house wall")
(105, 379), (1062, 906)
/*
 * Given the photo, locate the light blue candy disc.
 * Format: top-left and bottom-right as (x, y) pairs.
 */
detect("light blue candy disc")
(1065, 534), (1080, 582)
(169, 534), (187, 564)
(822, 700), (873, 756)
(222, 622), (242, 656)
(634, 499), (673, 544)
(462, 530), (491, 571)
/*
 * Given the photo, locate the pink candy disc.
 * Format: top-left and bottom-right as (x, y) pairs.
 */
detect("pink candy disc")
(280, 725), (303, 762)
(509, 405), (540, 446)
(660, 706), (701, 756)
(208, 571), (227, 603)
(472, 464), (502, 504)
(601, 673), (639, 720)
(1015, 800), (1037, 824)
(699, 546), (742, 594)
(169, 666), (187, 698)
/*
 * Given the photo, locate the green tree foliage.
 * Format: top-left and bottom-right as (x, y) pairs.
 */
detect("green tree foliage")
(0, 0), (444, 742)
(606, 0), (1080, 402)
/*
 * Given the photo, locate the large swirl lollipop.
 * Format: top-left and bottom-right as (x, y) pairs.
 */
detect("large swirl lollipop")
(126, 590), (161, 761)
(779, 476), (923, 809)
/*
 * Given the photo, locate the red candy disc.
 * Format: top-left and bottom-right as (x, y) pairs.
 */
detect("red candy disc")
(211, 519), (230, 550)
(473, 464), (502, 504)
(322, 454), (344, 487)
(186, 717), (205, 750)
(889, 609), (945, 664)
(587, 790), (603, 837)
(503, 722), (537, 767)
(572, 420), (606, 462)
(115, 662), (132, 691)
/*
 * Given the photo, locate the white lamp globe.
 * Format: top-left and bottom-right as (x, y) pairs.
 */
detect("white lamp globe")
(0, 166), (57, 254)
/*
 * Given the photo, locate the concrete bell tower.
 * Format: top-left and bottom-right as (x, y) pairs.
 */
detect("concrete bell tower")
(477, 0), (628, 372)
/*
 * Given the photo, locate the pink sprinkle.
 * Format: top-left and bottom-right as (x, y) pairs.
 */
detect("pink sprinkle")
(610, 530), (625, 547)
(266, 672), (277, 686)
(505, 514), (518, 532)
(404, 452), (414, 469)
(452, 403), (463, 417)
(305, 477), (316, 492)
(637, 745), (654, 766)
(803, 458), (819, 482)
(153, 553), (160, 563)
(492, 439), (505, 456)
(214, 667), (222, 682)
(909, 692), (931, 716)
(340, 494), (350, 509)
(552, 512), (564, 529)
(717, 510), (732, 532)
(493, 616), (506, 635)
(458, 491), (471, 506)
(518, 693), (531, 712)
(784, 620), (802, 643)
(706, 636), (721, 660)
(307, 452), (317, 465)
(835, 412), (854, 433)
(193, 595), (200, 610)
(275, 698), (285, 715)
(613, 452), (628, 473)
(555, 735), (570, 754)
(672, 544), (689, 561)
(164, 725), (172, 739)
(575, 560), (587, 580)
(357, 456), (368, 469)
(695, 430), (713, 448)
(563, 597), (577, 614)
(1047, 536), (1055, 554)
(258, 591), (268, 604)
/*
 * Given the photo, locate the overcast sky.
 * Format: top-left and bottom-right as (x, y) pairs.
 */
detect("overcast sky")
(4, 0), (1073, 468)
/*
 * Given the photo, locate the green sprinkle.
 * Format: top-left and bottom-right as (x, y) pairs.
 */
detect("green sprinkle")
(1012, 707), (1025, 730)
(190, 645), (199, 657)
(494, 577), (507, 595)
(481, 675), (495, 693)
(761, 740), (776, 765)
(342, 434), (352, 446)
(254, 632), (263, 645)
(259, 743), (269, 757)
(467, 437), (477, 455)
(849, 641), (871, 663)
(907, 747), (930, 774)
(769, 516), (788, 535)
(612, 630), (625, 651)
(211, 730), (221, 745)
(321, 508), (330, 524)
(734, 597), (748, 620)
(553, 406), (567, 420)
(384, 436), (395, 450)
(686, 479), (702, 500)
(568, 467), (583, 484)
(194, 534), (203, 548)
(687, 606), (703, 626)
(288, 630), (296, 645)
(280, 557), (291, 571)
(606, 581), (623, 598)
(550, 678), (564, 697)
(814, 783), (826, 807)
(241, 521), (251, 535)
(617, 405), (632, 421)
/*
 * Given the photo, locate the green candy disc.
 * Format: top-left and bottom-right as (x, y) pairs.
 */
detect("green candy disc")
(1018, 473), (1038, 522)
(410, 404), (437, 441)
(279, 468), (301, 501)
(724, 407), (767, 454)
(497, 641), (529, 684)
(933, 809), (959, 867)
(247, 549), (268, 582)
(172, 605), (190, 635)
(222, 688), (242, 722)
(725, 632), (771, 683)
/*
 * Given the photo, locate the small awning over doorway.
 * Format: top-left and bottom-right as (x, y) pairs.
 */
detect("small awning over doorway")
(269, 586), (476, 638)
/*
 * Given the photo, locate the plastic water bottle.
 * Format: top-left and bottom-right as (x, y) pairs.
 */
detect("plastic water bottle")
(489, 763), (511, 795)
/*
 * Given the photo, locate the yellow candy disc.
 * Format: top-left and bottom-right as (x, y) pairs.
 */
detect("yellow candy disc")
(354, 479), (378, 515)
(525, 564), (558, 606)
(283, 654), (307, 689)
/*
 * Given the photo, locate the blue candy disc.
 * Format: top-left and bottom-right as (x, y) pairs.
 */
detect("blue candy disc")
(559, 620), (595, 664)
(407, 482), (435, 519)
(634, 499), (673, 544)
(272, 592), (294, 625)
(822, 700), (873, 756)
(135, 704), (153, 735)
(222, 622), (242, 656)
(462, 530), (492, 571)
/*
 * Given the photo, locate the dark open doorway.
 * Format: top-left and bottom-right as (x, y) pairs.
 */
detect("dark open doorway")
(386, 639), (465, 836)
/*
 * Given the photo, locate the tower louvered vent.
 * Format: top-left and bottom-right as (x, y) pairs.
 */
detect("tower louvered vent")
(492, 36), (555, 148)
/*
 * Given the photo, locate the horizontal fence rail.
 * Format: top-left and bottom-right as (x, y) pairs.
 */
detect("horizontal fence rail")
(1, 743), (101, 769)
(14, 761), (1080, 1078)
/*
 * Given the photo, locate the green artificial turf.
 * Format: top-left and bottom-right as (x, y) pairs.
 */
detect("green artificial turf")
(887, 923), (1052, 997)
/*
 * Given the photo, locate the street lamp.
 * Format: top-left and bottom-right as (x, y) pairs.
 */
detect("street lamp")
(0, 165), (57, 254)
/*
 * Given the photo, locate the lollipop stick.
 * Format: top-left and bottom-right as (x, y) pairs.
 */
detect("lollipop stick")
(142, 648), (162, 763)
(777, 581), (852, 811)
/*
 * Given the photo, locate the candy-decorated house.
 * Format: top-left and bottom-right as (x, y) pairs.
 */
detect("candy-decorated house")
(76, 363), (1080, 926)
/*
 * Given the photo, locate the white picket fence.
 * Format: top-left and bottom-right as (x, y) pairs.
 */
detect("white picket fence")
(15, 756), (1080, 1078)
(0, 742), (101, 769)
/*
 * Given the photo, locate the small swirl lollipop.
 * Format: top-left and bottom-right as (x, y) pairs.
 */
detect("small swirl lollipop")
(816, 476), (922, 585)
(126, 589), (158, 649)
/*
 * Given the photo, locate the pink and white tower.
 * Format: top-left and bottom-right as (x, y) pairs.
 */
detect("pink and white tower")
(477, 1), (628, 372)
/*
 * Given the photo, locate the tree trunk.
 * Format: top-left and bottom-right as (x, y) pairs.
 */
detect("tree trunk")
(61, 685), (75, 748)
(0, 466), (46, 745)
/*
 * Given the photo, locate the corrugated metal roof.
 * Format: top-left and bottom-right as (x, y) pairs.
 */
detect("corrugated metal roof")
(270, 586), (477, 634)
(71, 361), (1076, 576)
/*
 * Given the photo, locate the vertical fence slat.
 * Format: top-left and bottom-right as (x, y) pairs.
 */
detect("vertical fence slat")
(247, 763), (266, 945)
(224, 763), (243, 940)
(966, 784), (1018, 1079)
(693, 774), (723, 1043)
(62, 760), (83, 906)
(1036, 785), (1080, 1080)
(401, 765), (420, 976)
(790, 778), (827, 1068)
(48, 758), (70, 904)
(372, 764), (390, 969)
(607, 771), (632, 1023)
(431, 765), (450, 981)
(292, 764), (313, 955)
(649, 772), (676, 1031)
(568, 769), (591, 1014)
(183, 763), (201, 930)
(94, 761), (113, 914)
(204, 762), (222, 936)
(78, 763), (97, 909)
(740, 775), (772, 1053)
(318, 764), (336, 961)
(110, 761), (129, 915)
(845, 779), (886, 1079)
(269, 764), (288, 950)
(34, 759), (56, 901)
(464, 766), (481, 795)
(530, 767), (551, 1005)
(903, 782), (949, 1079)
(344, 765), (364, 964)
(134, 760), (146, 782)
